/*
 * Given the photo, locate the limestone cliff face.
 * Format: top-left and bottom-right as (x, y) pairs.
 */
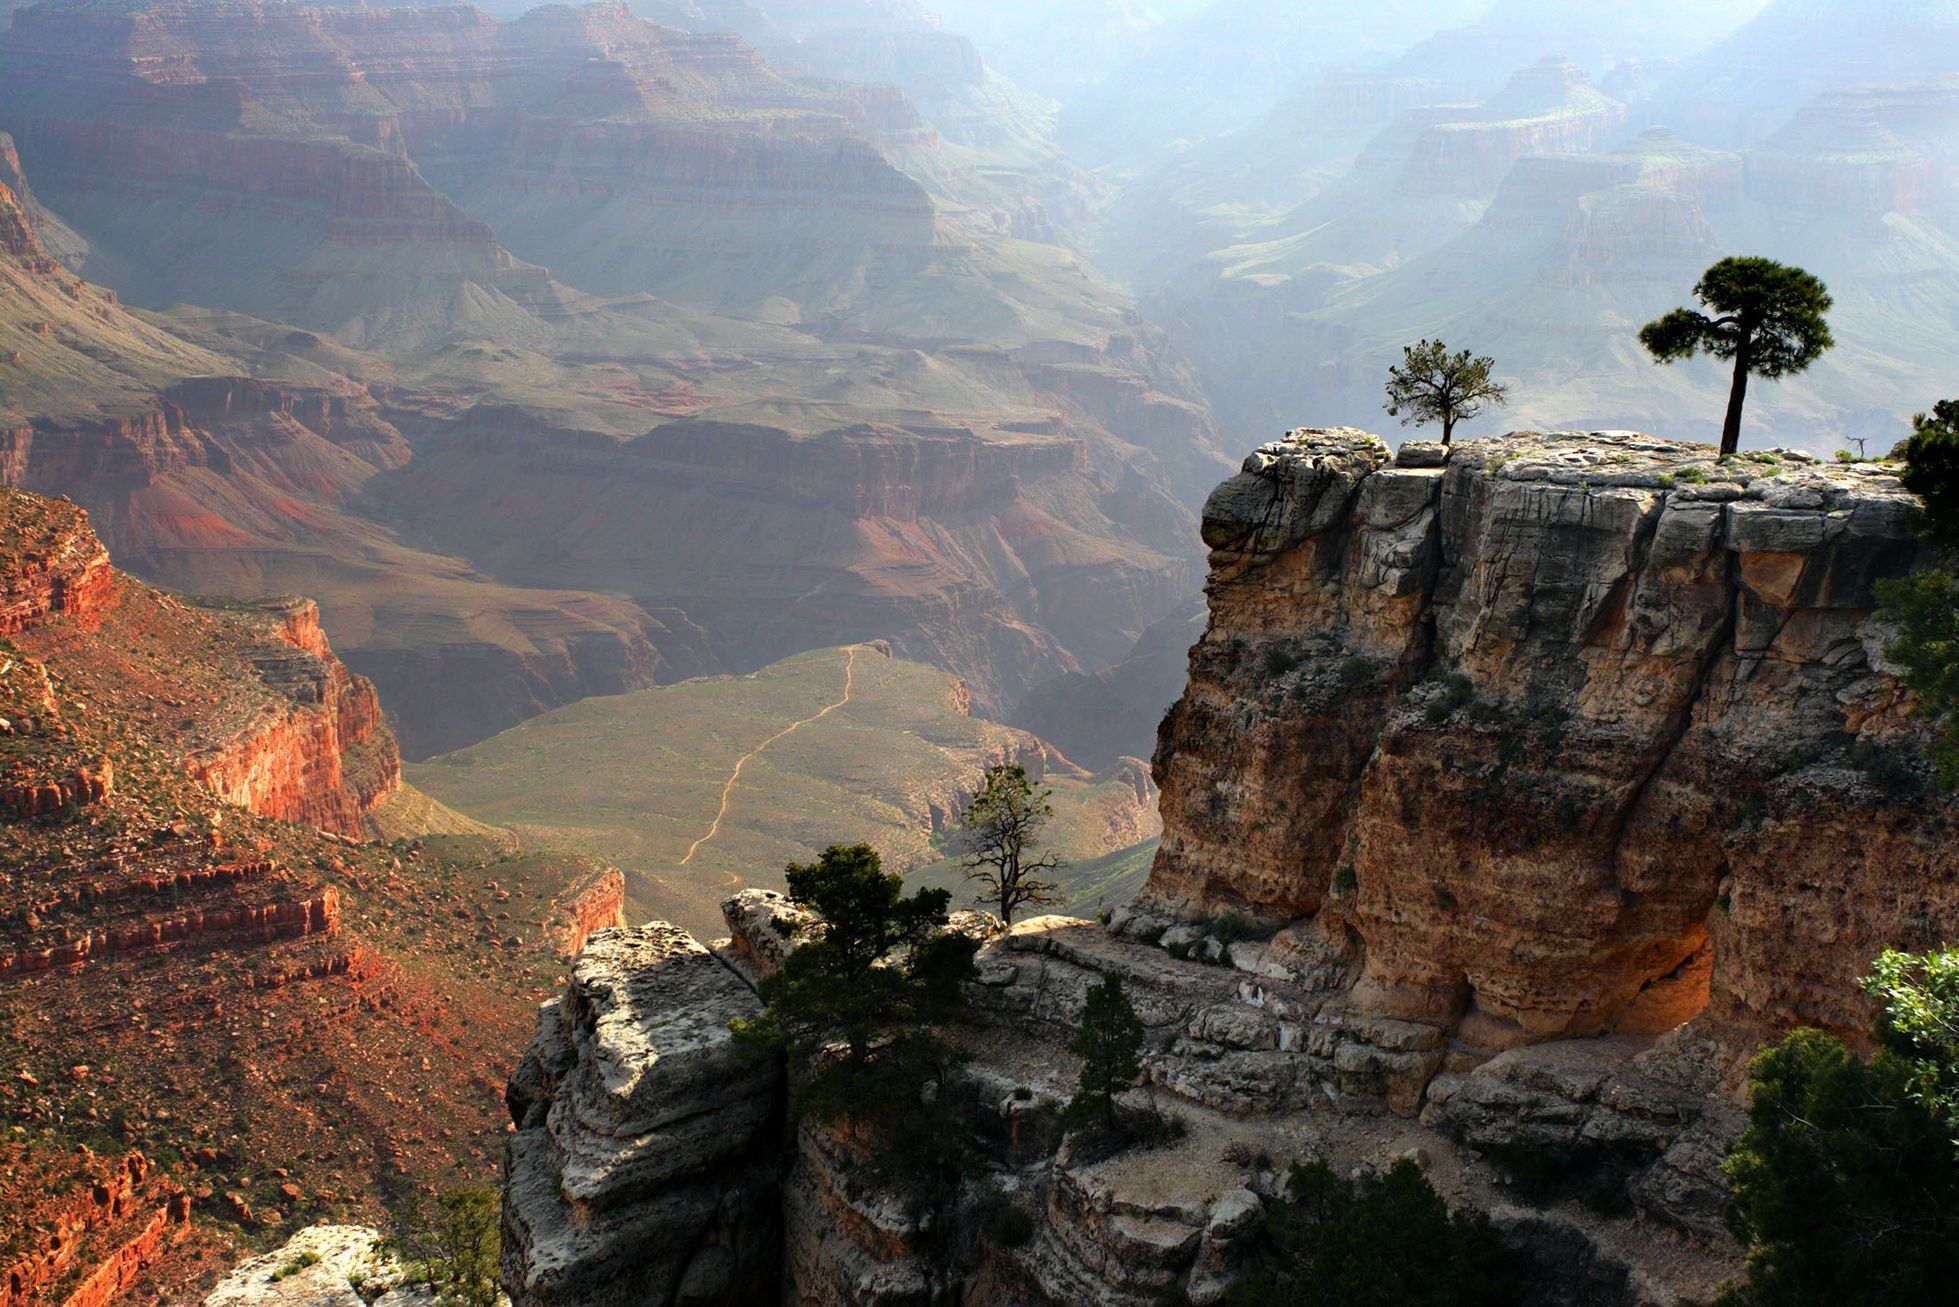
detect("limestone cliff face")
(502, 925), (781, 1307)
(185, 597), (400, 839)
(1144, 429), (1951, 1058)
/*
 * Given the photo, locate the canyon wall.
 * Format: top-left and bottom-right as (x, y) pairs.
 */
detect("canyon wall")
(503, 432), (1958, 1306)
(1143, 430), (1950, 1059)
(181, 597), (399, 839)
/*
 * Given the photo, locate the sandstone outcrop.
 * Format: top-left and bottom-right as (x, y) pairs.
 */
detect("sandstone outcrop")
(1144, 429), (1951, 1059)
(203, 1224), (438, 1307)
(502, 925), (781, 1307)
(0, 494), (113, 634)
(184, 599), (399, 839)
(0, 1148), (195, 1307)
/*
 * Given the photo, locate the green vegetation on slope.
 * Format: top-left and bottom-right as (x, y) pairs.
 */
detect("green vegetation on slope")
(408, 645), (1158, 936)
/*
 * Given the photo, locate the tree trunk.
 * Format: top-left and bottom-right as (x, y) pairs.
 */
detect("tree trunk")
(1721, 331), (1753, 457)
(1441, 414), (1454, 445)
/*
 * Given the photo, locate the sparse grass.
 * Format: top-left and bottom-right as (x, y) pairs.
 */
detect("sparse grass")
(413, 648), (1160, 934)
(272, 1251), (322, 1282)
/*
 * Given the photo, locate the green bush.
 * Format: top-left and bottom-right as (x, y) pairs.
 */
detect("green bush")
(987, 1204), (1035, 1247)
(272, 1251), (321, 1282)
(1424, 674), (1475, 724)
(1715, 1027), (1959, 1307)
(381, 1189), (500, 1307)
(1227, 1160), (1519, 1306)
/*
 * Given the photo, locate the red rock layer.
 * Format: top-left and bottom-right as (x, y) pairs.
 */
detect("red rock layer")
(550, 867), (626, 962)
(184, 603), (398, 838)
(0, 498), (114, 635)
(0, 759), (112, 818)
(0, 887), (338, 981)
(0, 1150), (190, 1307)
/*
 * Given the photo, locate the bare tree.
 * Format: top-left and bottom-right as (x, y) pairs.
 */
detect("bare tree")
(1383, 339), (1508, 445)
(954, 764), (1066, 924)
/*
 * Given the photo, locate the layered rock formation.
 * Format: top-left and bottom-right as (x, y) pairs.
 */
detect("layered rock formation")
(1144, 430), (1948, 1057)
(0, 485), (656, 1296)
(503, 431), (1957, 1305)
(502, 925), (780, 1307)
(0, 1), (1228, 756)
(0, 1147), (201, 1307)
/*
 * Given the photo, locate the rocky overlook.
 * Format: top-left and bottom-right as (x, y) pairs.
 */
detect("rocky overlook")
(503, 430), (1957, 1306)
(1147, 429), (1945, 1058)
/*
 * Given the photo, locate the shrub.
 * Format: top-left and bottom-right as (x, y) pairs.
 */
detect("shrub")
(381, 1189), (500, 1307)
(1227, 1160), (1519, 1306)
(272, 1251), (321, 1282)
(987, 1204), (1035, 1247)
(1424, 673), (1475, 724)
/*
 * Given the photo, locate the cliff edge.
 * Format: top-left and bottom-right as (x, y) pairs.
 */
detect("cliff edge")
(502, 430), (1959, 1306)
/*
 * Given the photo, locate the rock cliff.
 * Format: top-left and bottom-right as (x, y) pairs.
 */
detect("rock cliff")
(502, 925), (781, 1307)
(0, 483), (661, 1294)
(503, 431), (1958, 1306)
(1145, 429), (1949, 1059)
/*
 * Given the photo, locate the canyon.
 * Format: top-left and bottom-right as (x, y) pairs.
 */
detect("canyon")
(0, 486), (635, 1301)
(411, 643), (1161, 937)
(0, 0), (1229, 764)
(1096, 0), (1959, 453)
(503, 430), (1957, 1305)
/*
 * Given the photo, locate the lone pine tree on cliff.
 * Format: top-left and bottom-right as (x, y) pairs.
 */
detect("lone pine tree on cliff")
(1383, 340), (1508, 445)
(1640, 256), (1834, 457)
(730, 843), (979, 1125)
(954, 763), (1066, 924)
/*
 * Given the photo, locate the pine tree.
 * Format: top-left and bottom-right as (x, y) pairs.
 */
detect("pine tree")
(1061, 974), (1144, 1133)
(1640, 257), (1833, 456)
(1383, 340), (1508, 445)
(955, 764), (1066, 924)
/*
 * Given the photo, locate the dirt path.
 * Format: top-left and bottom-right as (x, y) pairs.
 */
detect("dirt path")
(679, 645), (861, 867)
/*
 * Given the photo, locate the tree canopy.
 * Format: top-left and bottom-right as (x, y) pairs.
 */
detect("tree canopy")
(954, 763), (1066, 924)
(1895, 401), (1959, 556)
(1877, 401), (1959, 788)
(1639, 256), (1833, 456)
(1227, 1160), (1520, 1307)
(1382, 339), (1507, 445)
(1060, 974), (1144, 1134)
(730, 842), (979, 1124)
(1716, 1026), (1959, 1307)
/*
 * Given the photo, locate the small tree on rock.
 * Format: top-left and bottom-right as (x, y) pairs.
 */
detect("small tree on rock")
(1061, 974), (1144, 1134)
(954, 764), (1066, 925)
(730, 843), (980, 1125)
(1895, 400), (1959, 555)
(1383, 339), (1508, 445)
(381, 1188), (501, 1307)
(1640, 256), (1833, 457)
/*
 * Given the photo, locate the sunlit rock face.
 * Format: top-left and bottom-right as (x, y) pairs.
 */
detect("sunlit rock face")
(1145, 428), (1951, 1059)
